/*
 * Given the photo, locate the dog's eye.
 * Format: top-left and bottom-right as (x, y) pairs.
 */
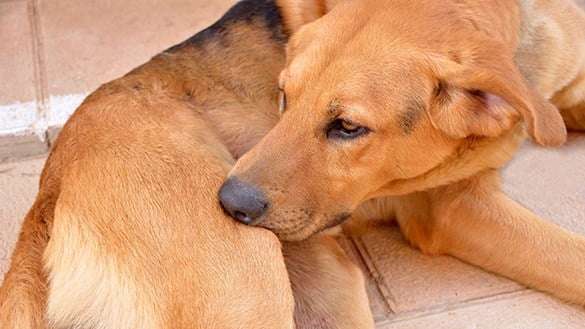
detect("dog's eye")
(327, 119), (369, 139)
(277, 86), (286, 113)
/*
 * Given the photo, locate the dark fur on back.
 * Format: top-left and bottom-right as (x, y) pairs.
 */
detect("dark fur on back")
(166, 0), (289, 52)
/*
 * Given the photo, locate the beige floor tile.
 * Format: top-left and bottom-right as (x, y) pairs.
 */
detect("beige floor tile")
(0, 133), (48, 161)
(39, 0), (236, 97)
(501, 133), (585, 235)
(0, 157), (45, 268)
(339, 236), (394, 320)
(351, 225), (522, 317)
(0, 1), (36, 104)
(378, 292), (585, 329)
(0, 1), (39, 135)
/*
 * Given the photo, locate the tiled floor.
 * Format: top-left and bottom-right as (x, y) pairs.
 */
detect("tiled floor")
(1, 0), (585, 328)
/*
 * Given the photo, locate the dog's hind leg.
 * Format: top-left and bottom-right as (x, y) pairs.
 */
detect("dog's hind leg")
(283, 234), (375, 329)
(0, 206), (50, 328)
(396, 169), (585, 305)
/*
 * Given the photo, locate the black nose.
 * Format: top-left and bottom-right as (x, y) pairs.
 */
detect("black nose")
(218, 176), (269, 225)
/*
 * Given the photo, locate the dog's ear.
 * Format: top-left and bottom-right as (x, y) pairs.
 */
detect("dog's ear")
(429, 45), (567, 146)
(429, 81), (521, 140)
(277, 0), (339, 33)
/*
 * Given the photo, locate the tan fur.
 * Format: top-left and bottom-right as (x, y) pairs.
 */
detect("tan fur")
(227, 0), (585, 305)
(0, 2), (373, 327)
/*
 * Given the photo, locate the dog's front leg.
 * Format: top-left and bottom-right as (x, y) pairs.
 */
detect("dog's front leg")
(398, 169), (585, 305)
(282, 234), (374, 329)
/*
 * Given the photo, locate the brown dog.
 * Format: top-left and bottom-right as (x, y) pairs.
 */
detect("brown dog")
(220, 0), (585, 306)
(0, 1), (373, 328)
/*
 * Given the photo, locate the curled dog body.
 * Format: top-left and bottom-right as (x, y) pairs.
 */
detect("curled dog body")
(0, 1), (374, 328)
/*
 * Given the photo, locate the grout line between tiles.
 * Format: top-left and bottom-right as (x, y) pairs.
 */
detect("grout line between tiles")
(351, 236), (399, 314)
(28, 0), (50, 146)
(375, 289), (534, 327)
(344, 236), (394, 321)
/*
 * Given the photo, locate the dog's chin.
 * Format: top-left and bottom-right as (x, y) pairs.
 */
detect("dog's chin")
(260, 213), (352, 241)
(254, 221), (315, 241)
(271, 226), (318, 241)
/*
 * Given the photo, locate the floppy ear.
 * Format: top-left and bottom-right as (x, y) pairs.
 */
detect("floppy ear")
(429, 81), (521, 139)
(276, 0), (339, 33)
(429, 47), (567, 146)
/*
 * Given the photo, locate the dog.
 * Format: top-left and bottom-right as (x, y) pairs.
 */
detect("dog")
(0, 1), (374, 328)
(219, 0), (585, 306)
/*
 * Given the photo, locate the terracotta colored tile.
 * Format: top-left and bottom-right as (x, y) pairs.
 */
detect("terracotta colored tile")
(0, 133), (48, 161)
(0, 100), (37, 132)
(39, 0), (237, 97)
(0, 1), (45, 156)
(0, 1), (43, 153)
(351, 224), (523, 317)
(339, 235), (393, 321)
(0, 1), (36, 104)
(377, 292), (585, 329)
(501, 133), (585, 236)
(47, 125), (61, 145)
(0, 157), (44, 266)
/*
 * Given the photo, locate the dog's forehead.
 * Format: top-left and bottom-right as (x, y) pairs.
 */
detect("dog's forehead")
(289, 0), (472, 60)
(286, 19), (437, 85)
(286, 47), (429, 100)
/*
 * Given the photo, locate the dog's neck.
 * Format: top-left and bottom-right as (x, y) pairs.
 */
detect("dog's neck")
(155, 0), (290, 159)
(369, 124), (525, 198)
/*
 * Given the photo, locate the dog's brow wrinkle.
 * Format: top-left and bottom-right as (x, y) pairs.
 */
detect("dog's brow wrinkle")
(399, 100), (426, 134)
(327, 100), (341, 116)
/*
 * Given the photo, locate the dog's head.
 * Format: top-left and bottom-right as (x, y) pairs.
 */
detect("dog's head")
(219, 0), (567, 240)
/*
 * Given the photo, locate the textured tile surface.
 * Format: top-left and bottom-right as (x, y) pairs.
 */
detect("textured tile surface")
(0, 1), (36, 105)
(352, 225), (522, 317)
(40, 0), (236, 96)
(0, 133), (48, 162)
(378, 292), (585, 329)
(0, 157), (45, 272)
(502, 134), (585, 236)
